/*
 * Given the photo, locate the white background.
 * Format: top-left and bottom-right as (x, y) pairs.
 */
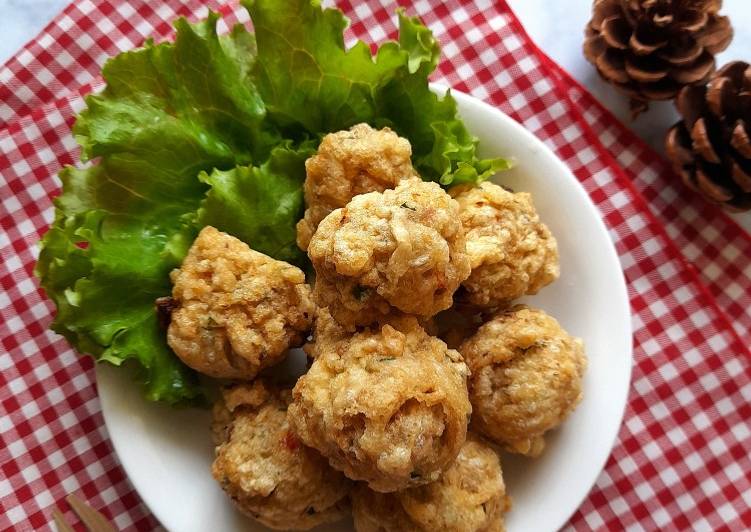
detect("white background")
(1, 0), (750, 232)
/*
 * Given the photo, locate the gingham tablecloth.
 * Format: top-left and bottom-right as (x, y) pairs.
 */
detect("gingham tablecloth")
(1, 1), (750, 530)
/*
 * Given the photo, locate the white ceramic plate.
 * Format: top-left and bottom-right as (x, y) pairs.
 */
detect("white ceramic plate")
(97, 86), (632, 532)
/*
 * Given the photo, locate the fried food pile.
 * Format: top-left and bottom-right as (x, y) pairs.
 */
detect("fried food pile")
(165, 124), (587, 530)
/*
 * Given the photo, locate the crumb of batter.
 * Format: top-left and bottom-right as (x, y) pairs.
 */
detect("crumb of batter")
(302, 307), (348, 361)
(167, 226), (315, 380)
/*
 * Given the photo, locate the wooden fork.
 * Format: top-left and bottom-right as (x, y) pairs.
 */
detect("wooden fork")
(52, 494), (116, 532)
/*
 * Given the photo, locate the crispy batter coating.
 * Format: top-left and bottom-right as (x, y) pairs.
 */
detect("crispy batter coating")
(459, 306), (586, 456)
(351, 434), (511, 532)
(211, 381), (352, 530)
(309, 178), (471, 329)
(297, 123), (416, 250)
(288, 316), (471, 492)
(167, 226), (315, 380)
(451, 182), (559, 308)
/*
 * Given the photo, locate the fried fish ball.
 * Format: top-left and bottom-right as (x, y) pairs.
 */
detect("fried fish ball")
(167, 226), (315, 380)
(296, 123), (416, 250)
(450, 182), (559, 308)
(352, 434), (511, 532)
(288, 316), (471, 492)
(211, 381), (352, 530)
(309, 178), (471, 329)
(459, 306), (586, 457)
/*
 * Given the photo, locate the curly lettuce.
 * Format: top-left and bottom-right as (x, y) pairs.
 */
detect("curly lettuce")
(245, 0), (508, 184)
(36, 0), (510, 404)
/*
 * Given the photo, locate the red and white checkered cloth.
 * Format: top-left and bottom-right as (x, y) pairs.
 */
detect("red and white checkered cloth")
(532, 53), (751, 348)
(1, 1), (750, 530)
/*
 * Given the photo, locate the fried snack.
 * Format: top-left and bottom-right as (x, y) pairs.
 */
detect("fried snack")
(211, 381), (352, 530)
(351, 434), (511, 532)
(309, 178), (471, 329)
(288, 316), (471, 492)
(451, 182), (558, 308)
(459, 306), (586, 457)
(297, 123), (416, 250)
(167, 226), (315, 380)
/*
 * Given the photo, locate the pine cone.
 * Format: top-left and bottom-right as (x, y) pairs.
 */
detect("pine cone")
(665, 62), (751, 211)
(584, 0), (733, 116)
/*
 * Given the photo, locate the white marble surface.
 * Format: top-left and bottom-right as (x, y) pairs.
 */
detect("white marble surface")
(1, 0), (750, 231)
(0, 0), (69, 63)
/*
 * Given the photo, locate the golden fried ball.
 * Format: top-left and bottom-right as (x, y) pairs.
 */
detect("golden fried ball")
(211, 381), (352, 530)
(167, 226), (315, 380)
(352, 434), (511, 532)
(296, 123), (416, 250)
(459, 306), (586, 457)
(451, 182), (558, 308)
(288, 315), (471, 492)
(309, 178), (471, 329)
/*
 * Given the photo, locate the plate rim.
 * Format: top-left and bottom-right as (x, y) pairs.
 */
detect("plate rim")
(97, 84), (633, 532)
(445, 84), (632, 531)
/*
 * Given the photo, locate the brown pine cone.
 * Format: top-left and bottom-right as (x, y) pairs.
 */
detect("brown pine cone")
(584, 0), (733, 116)
(665, 62), (751, 211)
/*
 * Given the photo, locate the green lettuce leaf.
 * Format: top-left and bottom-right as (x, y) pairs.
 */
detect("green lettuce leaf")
(39, 205), (200, 403)
(36, 13), (280, 404)
(244, 0), (509, 184)
(76, 16), (275, 174)
(37, 2), (511, 404)
(196, 143), (316, 267)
